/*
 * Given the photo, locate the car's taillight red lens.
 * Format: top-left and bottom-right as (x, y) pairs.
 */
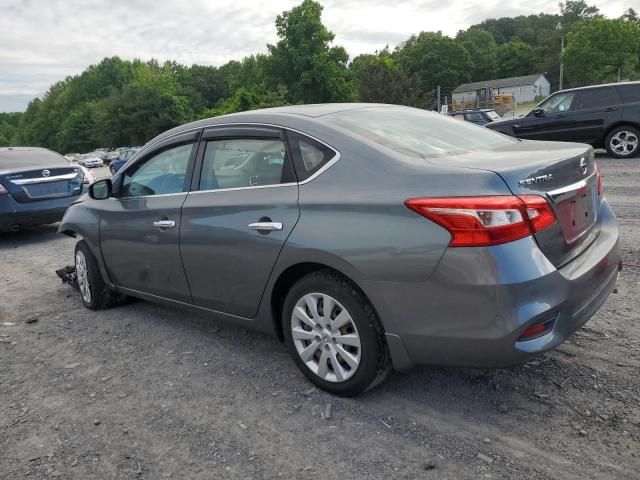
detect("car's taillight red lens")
(405, 195), (556, 247)
(518, 195), (556, 232)
(0, 183), (8, 196)
(595, 164), (603, 196)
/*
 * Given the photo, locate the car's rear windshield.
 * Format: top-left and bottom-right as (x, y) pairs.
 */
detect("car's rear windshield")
(0, 148), (68, 169)
(326, 106), (515, 158)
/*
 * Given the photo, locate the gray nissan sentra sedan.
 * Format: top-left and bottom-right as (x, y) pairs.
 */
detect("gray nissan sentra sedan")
(58, 104), (621, 396)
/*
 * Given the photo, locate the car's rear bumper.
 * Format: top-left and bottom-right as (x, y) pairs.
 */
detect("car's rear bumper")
(0, 192), (81, 232)
(363, 199), (621, 370)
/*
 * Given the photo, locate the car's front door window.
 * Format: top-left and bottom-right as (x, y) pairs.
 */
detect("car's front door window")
(538, 93), (576, 114)
(121, 143), (193, 197)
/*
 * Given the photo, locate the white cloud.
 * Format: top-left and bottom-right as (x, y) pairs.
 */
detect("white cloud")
(0, 0), (632, 111)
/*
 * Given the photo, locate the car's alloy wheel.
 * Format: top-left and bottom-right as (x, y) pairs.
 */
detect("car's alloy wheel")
(75, 250), (92, 304)
(610, 130), (638, 157)
(291, 293), (362, 382)
(606, 126), (640, 158)
(74, 240), (122, 310)
(283, 270), (391, 396)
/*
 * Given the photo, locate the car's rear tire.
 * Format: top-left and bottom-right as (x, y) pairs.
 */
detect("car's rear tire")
(605, 125), (640, 158)
(74, 240), (121, 310)
(282, 270), (391, 396)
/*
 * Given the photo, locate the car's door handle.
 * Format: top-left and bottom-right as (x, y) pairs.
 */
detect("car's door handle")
(248, 222), (283, 232)
(153, 220), (176, 228)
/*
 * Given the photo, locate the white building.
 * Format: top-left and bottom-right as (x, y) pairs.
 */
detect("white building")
(452, 74), (551, 105)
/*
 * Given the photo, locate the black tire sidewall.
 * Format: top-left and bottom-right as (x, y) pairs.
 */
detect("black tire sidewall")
(282, 271), (384, 396)
(606, 126), (640, 159)
(75, 240), (104, 310)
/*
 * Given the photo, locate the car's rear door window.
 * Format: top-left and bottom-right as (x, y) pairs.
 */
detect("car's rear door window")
(198, 138), (291, 191)
(617, 84), (640, 103)
(574, 87), (621, 110)
(120, 143), (193, 197)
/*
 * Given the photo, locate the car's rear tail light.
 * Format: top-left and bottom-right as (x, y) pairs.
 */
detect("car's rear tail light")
(595, 164), (603, 196)
(405, 195), (556, 247)
(519, 195), (557, 232)
(0, 183), (8, 196)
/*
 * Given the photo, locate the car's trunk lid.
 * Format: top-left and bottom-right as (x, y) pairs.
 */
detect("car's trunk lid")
(429, 140), (601, 267)
(1, 166), (84, 203)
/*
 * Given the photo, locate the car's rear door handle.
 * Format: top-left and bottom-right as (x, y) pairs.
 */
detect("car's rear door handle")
(153, 220), (176, 228)
(248, 222), (283, 232)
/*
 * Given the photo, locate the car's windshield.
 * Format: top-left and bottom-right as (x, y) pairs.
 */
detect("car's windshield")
(327, 106), (515, 158)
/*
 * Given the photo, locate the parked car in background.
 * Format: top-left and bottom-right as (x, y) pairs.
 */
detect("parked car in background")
(104, 150), (121, 165)
(78, 155), (103, 168)
(87, 149), (108, 161)
(109, 148), (139, 175)
(60, 104), (620, 395)
(64, 153), (81, 163)
(0, 147), (85, 232)
(75, 163), (97, 186)
(449, 109), (501, 125)
(487, 81), (640, 158)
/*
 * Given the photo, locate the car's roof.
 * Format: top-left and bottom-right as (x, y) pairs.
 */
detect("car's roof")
(0, 147), (68, 169)
(233, 103), (389, 118)
(556, 81), (640, 94)
(144, 103), (395, 149)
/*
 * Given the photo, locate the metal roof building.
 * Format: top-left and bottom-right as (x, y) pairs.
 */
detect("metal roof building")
(452, 74), (551, 104)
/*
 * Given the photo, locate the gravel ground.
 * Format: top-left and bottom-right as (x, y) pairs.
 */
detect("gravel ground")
(1, 153), (638, 479)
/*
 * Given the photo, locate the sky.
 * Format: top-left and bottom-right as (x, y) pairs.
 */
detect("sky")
(0, 0), (631, 112)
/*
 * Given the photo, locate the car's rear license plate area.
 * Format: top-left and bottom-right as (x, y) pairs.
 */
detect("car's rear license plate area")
(554, 183), (597, 244)
(24, 180), (70, 199)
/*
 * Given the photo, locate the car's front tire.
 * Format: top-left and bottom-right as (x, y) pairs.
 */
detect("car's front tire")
(74, 240), (120, 310)
(282, 270), (391, 396)
(605, 125), (640, 158)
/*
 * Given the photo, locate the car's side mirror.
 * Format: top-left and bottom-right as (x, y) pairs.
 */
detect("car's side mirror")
(88, 179), (112, 200)
(532, 108), (545, 117)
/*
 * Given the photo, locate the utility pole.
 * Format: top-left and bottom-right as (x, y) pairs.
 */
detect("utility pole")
(436, 85), (441, 112)
(559, 35), (564, 90)
(618, 67), (621, 83)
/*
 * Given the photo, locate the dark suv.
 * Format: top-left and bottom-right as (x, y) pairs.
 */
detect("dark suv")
(487, 82), (640, 158)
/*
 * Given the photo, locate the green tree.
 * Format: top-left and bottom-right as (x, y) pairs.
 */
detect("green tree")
(455, 28), (498, 81)
(396, 31), (472, 95)
(201, 85), (288, 118)
(0, 112), (22, 146)
(496, 40), (538, 77)
(350, 49), (428, 107)
(266, 0), (356, 103)
(621, 8), (639, 25)
(559, 0), (601, 25)
(93, 61), (193, 147)
(563, 18), (640, 85)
